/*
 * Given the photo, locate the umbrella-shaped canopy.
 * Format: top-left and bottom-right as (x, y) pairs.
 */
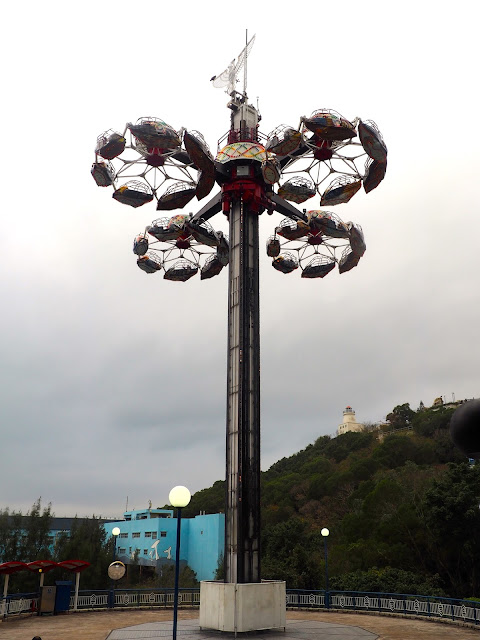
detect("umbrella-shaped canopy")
(57, 560), (90, 573)
(0, 561), (28, 575)
(27, 560), (58, 573)
(57, 560), (91, 612)
(0, 562), (29, 616)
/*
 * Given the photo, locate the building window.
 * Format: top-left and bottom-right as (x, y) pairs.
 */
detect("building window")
(119, 533), (128, 538)
(132, 532), (141, 538)
(160, 531), (167, 537)
(151, 532), (157, 540)
(145, 532), (151, 538)
(144, 549), (148, 555)
(119, 548), (126, 555)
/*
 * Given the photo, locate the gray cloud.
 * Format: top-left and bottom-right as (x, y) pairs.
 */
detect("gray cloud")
(1, 0), (478, 518)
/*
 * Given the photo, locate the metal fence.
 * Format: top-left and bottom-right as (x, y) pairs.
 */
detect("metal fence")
(71, 588), (201, 611)
(2, 588), (479, 625)
(287, 589), (479, 625)
(0, 592), (38, 617)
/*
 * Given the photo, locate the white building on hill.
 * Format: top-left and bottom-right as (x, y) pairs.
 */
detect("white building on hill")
(337, 406), (364, 436)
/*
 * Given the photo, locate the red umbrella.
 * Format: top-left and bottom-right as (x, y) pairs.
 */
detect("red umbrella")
(0, 562), (29, 616)
(57, 560), (90, 572)
(57, 560), (91, 610)
(27, 560), (59, 590)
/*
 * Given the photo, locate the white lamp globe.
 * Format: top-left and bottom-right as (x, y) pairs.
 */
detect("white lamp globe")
(169, 485), (191, 508)
(112, 527), (121, 536)
(321, 528), (330, 537)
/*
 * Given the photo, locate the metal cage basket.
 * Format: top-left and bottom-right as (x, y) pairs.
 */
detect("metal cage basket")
(321, 176), (362, 206)
(201, 254), (224, 280)
(156, 182), (196, 211)
(113, 181), (153, 208)
(275, 218), (310, 241)
(137, 251), (162, 274)
(301, 255), (336, 279)
(278, 177), (316, 204)
(95, 130), (126, 160)
(272, 252), (298, 274)
(265, 125), (302, 156)
(164, 259), (198, 282)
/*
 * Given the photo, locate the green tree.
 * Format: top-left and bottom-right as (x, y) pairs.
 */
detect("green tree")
(182, 480), (225, 517)
(20, 498), (53, 561)
(330, 567), (445, 596)
(0, 507), (23, 562)
(54, 516), (112, 589)
(155, 563), (198, 588)
(322, 432), (374, 463)
(214, 552), (224, 580)
(261, 518), (322, 588)
(386, 403), (415, 428)
(412, 406), (455, 437)
(420, 463), (480, 597)
(372, 434), (433, 468)
(0, 499), (53, 593)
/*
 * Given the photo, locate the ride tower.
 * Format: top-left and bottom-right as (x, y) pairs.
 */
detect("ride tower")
(90, 33), (387, 631)
(222, 92), (264, 585)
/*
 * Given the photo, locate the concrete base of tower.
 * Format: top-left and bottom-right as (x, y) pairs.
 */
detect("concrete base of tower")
(199, 580), (286, 632)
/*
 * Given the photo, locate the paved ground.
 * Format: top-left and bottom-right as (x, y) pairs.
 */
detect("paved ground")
(1, 609), (479, 640)
(106, 617), (378, 640)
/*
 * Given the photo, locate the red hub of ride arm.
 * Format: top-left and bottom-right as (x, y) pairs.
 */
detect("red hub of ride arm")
(221, 177), (272, 215)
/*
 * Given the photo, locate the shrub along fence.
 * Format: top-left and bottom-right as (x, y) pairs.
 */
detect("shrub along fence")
(1, 588), (479, 625)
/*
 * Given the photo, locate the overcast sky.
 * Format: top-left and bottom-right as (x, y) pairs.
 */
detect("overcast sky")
(1, 0), (478, 518)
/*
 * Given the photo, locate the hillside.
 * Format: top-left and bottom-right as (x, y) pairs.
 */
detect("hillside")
(184, 403), (480, 598)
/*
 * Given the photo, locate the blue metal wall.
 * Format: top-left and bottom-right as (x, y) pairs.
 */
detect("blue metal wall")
(186, 513), (224, 581)
(103, 510), (224, 582)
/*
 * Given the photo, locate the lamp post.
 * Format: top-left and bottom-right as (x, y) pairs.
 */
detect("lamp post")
(112, 527), (120, 561)
(110, 527), (120, 608)
(321, 528), (329, 609)
(169, 486), (191, 640)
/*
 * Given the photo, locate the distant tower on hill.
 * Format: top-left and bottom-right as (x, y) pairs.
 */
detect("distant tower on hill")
(337, 406), (364, 436)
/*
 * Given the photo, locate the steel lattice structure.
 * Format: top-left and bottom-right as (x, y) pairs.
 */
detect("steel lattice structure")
(92, 43), (387, 585)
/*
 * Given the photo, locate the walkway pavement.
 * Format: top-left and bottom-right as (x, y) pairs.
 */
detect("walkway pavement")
(1, 609), (479, 640)
(106, 617), (377, 640)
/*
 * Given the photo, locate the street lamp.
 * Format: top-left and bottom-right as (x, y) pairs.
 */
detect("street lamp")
(112, 527), (120, 561)
(169, 486), (191, 640)
(109, 527), (121, 608)
(321, 528), (330, 609)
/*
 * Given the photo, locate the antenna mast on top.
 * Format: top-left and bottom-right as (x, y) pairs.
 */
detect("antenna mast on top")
(243, 30), (248, 96)
(211, 33), (256, 98)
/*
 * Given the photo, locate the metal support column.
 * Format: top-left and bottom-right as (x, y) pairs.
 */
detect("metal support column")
(225, 197), (261, 584)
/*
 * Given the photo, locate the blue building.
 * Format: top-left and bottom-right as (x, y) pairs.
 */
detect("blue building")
(103, 508), (224, 582)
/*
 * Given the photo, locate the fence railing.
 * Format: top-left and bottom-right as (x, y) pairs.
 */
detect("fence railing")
(2, 588), (478, 626)
(70, 588), (201, 611)
(287, 589), (479, 625)
(0, 592), (38, 617)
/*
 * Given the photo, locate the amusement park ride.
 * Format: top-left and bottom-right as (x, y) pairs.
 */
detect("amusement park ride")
(91, 35), (387, 631)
